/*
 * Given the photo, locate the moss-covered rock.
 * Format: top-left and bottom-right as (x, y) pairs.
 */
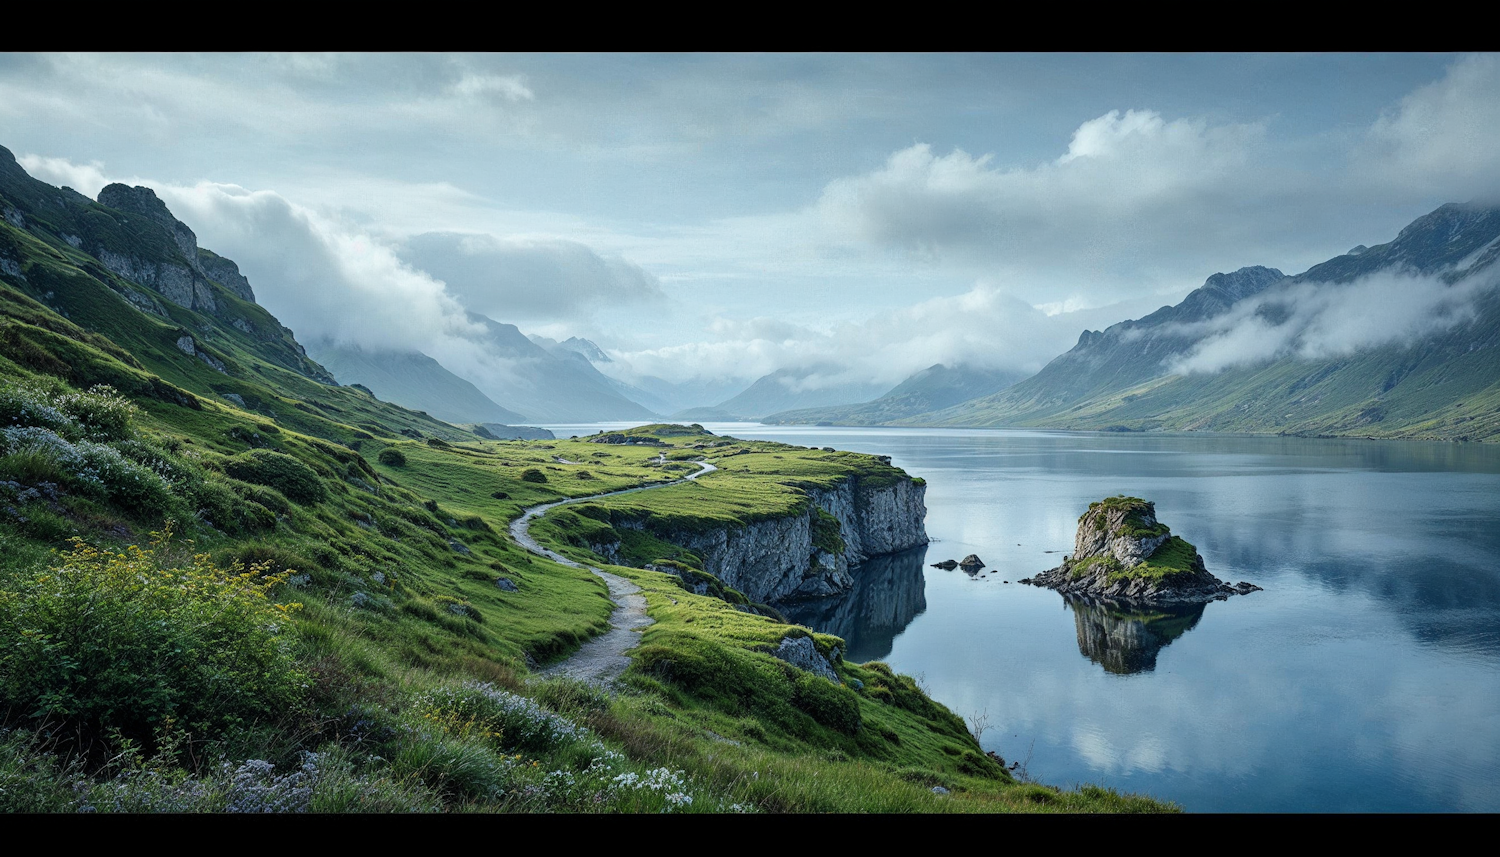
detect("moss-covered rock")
(1025, 496), (1262, 603)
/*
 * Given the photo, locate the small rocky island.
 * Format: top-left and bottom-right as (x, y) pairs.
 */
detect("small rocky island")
(1022, 496), (1260, 603)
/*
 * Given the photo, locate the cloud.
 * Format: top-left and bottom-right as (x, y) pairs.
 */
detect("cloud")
(156, 183), (485, 356)
(1361, 53), (1500, 198)
(398, 232), (664, 324)
(815, 110), (1268, 302)
(450, 73), (534, 102)
(17, 154), (114, 198)
(1167, 267), (1497, 375)
(608, 281), (1159, 388)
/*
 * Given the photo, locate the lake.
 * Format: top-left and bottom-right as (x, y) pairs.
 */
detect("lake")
(541, 422), (1500, 812)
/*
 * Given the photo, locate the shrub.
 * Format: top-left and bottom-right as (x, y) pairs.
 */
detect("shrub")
(0, 426), (88, 485)
(190, 479), (276, 536)
(54, 385), (137, 442)
(520, 468), (547, 484)
(412, 682), (588, 755)
(791, 673), (861, 735)
(228, 480), (290, 516)
(377, 448), (406, 467)
(112, 438), (199, 487)
(223, 450), (327, 505)
(0, 382), (75, 437)
(76, 441), (175, 520)
(0, 531), (306, 747)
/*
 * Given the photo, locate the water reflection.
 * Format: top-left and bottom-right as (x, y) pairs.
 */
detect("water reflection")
(1065, 596), (1208, 675)
(782, 546), (928, 662)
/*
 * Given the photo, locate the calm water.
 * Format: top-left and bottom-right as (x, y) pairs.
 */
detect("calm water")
(542, 423), (1500, 812)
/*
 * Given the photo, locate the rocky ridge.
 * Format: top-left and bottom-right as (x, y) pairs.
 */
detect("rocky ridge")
(1023, 496), (1259, 603)
(595, 474), (928, 605)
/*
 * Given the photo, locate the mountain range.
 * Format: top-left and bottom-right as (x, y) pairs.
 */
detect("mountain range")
(4, 140), (1494, 442)
(769, 203), (1500, 442)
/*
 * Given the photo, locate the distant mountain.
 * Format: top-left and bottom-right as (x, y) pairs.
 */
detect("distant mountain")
(765, 363), (1027, 425)
(307, 343), (528, 425)
(476, 423), (555, 440)
(680, 367), (888, 421)
(557, 336), (610, 363)
(529, 335), (677, 415)
(916, 202), (1500, 441)
(461, 314), (657, 423)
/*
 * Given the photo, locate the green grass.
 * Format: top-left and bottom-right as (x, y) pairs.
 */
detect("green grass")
(0, 186), (1174, 811)
(1107, 536), (1199, 583)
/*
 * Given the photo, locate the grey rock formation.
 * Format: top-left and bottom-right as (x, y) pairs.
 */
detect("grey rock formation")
(958, 554), (985, 571)
(98, 184), (204, 276)
(665, 475), (927, 605)
(93, 184), (262, 313)
(174, 333), (227, 374)
(198, 250), (256, 302)
(1027, 497), (1257, 604)
(770, 635), (841, 684)
(596, 473), (928, 606)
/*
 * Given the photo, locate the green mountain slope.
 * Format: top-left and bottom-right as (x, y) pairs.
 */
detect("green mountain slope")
(914, 204), (1500, 441)
(0, 148), (1162, 813)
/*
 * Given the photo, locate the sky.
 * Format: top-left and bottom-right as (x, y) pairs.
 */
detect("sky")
(4, 52), (1498, 391)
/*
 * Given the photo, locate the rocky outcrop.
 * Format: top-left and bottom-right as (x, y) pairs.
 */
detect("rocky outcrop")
(1024, 496), (1260, 604)
(173, 332), (227, 374)
(94, 184), (226, 314)
(95, 184), (263, 312)
(630, 475), (928, 606)
(98, 184), (203, 275)
(770, 635), (842, 684)
(197, 249), (256, 302)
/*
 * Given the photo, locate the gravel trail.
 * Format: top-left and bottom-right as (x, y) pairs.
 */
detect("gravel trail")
(508, 461), (716, 683)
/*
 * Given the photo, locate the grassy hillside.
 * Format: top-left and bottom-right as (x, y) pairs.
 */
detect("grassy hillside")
(0, 158), (1169, 812)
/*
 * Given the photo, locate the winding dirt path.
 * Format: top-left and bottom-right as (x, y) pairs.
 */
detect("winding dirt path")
(509, 460), (716, 683)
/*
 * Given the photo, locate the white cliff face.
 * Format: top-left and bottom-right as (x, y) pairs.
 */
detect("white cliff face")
(652, 476), (928, 606)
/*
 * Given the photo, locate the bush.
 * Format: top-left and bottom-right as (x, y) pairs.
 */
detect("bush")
(0, 382), (75, 437)
(190, 479), (276, 536)
(412, 682), (587, 755)
(377, 448), (406, 467)
(0, 531), (306, 746)
(54, 385), (137, 442)
(791, 673), (861, 735)
(223, 450), (327, 505)
(76, 441), (175, 520)
(520, 469), (547, 484)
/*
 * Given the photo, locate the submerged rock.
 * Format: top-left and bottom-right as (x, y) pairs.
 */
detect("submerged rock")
(1026, 496), (1258, 604)
(931, 559), (959, 570)
(958, 554), (985, 571)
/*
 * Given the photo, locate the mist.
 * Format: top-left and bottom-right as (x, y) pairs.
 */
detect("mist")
(1168, 267), (1498, 375)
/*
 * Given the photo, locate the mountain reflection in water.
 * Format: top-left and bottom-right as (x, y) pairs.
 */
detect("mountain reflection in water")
(781, 546), (928, 662)
(1064, 596), (1208, 675)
